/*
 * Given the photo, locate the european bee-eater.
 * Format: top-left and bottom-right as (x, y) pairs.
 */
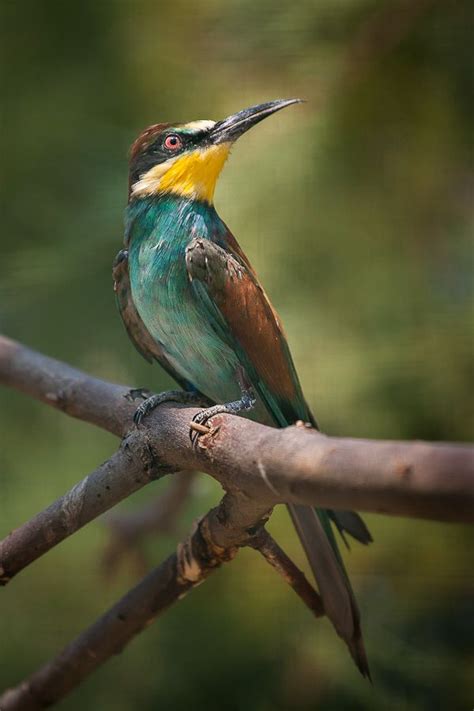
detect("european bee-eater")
(114, 99), (372, 677)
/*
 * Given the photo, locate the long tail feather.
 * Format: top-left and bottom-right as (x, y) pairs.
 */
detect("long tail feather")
(328, 510), (373, 547)
(288, 503), (371, 679)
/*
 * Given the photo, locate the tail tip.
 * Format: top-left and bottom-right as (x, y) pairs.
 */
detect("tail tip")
(352, 639), (372, 683)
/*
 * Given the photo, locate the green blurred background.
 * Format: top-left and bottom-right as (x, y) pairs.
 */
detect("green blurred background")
(1, 0), (473, 709)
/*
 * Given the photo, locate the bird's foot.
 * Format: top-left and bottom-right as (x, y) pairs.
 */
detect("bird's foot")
(132, 390), (210, 427)
(189, 388), (256, 446)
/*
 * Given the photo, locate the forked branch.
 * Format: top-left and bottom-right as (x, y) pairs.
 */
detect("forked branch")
(0, 493), (321, 711)
(0, 333), (473, 709)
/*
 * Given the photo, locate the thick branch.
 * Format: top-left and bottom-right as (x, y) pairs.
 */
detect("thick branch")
(0, 336), (132, 437)
(1, 335), (472, 533)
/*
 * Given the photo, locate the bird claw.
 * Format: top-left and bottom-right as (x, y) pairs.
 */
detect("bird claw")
(189, 411), (215, 446)
(188, 389), (255, 446)
(133, 402), (150, 426)
(133, 392), (165, 426)
(189, 421), (212, 435)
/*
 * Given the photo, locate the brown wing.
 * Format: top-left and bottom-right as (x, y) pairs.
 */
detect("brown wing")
(113, 249), (190, 389)
(185, 237), (310, 424)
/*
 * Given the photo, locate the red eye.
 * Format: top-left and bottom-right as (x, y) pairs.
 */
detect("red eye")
(164, 134), (182, 151)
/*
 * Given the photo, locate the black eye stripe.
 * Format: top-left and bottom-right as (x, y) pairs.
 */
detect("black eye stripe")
(130, 128), (212, 184)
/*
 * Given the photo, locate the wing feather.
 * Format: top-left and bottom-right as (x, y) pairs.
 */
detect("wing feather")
(185, 237), (309, 424)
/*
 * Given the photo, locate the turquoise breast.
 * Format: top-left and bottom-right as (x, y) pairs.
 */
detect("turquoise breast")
(126, 195), (243, 404)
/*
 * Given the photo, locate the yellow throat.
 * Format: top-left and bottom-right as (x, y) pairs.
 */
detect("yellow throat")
(131, 143), (231, 203)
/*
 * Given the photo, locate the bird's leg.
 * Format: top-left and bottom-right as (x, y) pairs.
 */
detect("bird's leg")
(132, 390), (211, 426)
(190, 366), (256, 444)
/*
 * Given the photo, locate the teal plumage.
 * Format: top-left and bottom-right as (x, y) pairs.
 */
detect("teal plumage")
(115, 101), (372, 678)
(127, 196), (243, 407)
(126, 194), (309, 423)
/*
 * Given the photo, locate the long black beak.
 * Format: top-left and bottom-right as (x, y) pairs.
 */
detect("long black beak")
(210, 99), (304, 144)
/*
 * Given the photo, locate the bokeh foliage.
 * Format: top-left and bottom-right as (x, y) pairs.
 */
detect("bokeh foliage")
(1, 1), (473, 709)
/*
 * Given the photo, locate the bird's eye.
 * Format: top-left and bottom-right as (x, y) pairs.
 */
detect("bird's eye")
(163, 134), (183, 151)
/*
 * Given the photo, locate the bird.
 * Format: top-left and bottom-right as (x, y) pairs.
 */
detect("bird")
(114, 99), (373, 678)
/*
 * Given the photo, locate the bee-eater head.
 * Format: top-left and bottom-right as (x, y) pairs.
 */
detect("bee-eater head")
(129, 99), (303, 203)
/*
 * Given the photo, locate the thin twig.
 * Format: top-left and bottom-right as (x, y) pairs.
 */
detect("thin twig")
(250, 529), (324, 618)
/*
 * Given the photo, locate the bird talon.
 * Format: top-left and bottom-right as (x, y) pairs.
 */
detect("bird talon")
(189, 421), (212, 435)
(189, 414), (213, 446)
(133, 406), (146, 427)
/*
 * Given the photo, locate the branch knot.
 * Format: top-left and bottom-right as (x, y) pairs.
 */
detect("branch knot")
(176, 515), (238, 586)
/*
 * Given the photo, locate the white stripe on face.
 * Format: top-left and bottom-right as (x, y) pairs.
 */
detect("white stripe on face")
(182, 120), (216, 132)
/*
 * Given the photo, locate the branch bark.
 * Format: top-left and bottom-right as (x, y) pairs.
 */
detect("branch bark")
(0, 433), (166, 584)
(1, 491), (318, 711)
(0, 495), (263, 710)
(1, 336), (472, 573)
(1, 334), (473, 707)
(250, 529), (324, 618)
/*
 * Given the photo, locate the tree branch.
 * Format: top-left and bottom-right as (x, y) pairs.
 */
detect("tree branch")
(1, 335), (472, 553)
(250, 529), (324, 618)
(0, 494), (269, 710)
(0, 336), (131, 437)
(0, 484), (320, 711)
(1, 334), (472, 706)
(0, 432), (167, 585)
